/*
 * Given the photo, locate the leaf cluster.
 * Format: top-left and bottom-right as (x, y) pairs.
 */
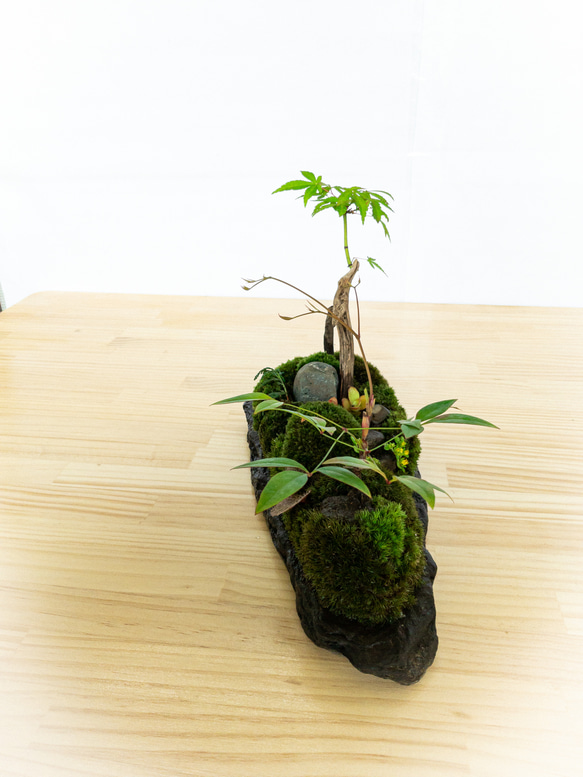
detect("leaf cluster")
(398, 398), (499, 440)
(273, 170), (394, 240)
(214, 364), (497, 512)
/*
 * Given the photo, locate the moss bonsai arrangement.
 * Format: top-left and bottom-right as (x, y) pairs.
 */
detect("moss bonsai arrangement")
(215, 171), (497, 683)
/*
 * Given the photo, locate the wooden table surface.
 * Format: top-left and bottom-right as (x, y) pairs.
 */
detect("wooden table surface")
(0, 291), (582, 777)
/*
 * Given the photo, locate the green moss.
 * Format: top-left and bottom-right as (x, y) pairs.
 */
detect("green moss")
(251, 351), (421, 474)
(282, 506), (311, 549)
(254, 352), (340, 400)
(252, 352), (339, 454)
(269, 433), (285, 459)
(254, 409), (289, 458)
(295, 497), (425, 624)
(250, 351), (429, 624)
(280, 401), (356, 472)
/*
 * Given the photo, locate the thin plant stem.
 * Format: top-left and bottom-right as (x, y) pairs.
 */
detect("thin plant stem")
(343, 213), (351, 266)
(243, 276), (329, 316)
(314, 436), (344, 471)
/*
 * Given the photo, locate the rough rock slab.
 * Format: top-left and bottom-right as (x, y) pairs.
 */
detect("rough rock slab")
(243, 401), (438, 684)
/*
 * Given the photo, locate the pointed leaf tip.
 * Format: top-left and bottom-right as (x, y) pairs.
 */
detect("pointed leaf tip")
(255, 470), (309, 513)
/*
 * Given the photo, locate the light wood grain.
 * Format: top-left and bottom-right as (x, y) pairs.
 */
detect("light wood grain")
(0, 291), (582, 777)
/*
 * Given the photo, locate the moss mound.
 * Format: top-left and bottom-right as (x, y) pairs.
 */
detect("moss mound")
(280, 402), (356, 472)
(293, 498), (425, 624)
(253, 351), (419, 474)
(253, 351), (426, 625)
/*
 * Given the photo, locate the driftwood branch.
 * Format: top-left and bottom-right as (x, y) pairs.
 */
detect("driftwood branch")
(323, 307), (335, 354)
(332, 259), (359, 399)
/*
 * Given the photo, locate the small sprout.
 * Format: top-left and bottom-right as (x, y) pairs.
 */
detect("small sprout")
(342, 386), (368, 414)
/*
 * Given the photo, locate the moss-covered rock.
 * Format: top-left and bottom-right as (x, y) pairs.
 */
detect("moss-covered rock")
(250, 352), (427, 626)
(295, 497), (425, 624)
(252, 351), (420, 473)
(244, 400), (438, 682)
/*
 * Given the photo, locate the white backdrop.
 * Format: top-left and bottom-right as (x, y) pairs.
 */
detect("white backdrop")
(1, 0), (581, 308)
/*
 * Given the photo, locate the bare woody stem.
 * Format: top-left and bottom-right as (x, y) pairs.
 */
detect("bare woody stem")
(323, 307), (335, 354)
(333, 260), (358, 399)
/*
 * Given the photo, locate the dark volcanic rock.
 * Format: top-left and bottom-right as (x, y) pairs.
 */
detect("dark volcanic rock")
(243, 402), (438, 684)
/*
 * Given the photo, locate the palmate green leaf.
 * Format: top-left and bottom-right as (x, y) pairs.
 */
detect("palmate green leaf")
(426, 413), (499, 428)
(316, 466), (371, 498)
(366, 256), (387, 275)
(232, 457), (308, 472)
(352, 192), (368, 224)
(393, 475), (451, 510)
(272, 180), (312, 193)
(416, 399), (457, 422)
(311, 199), (336, 216)
(371, 190), (395, 208)
(256, 470), (309, 513)
(336, 189), (352, 208)
(371, 199), (382, 223)
(212, 392), (274, 405)
(303, 185), (318, 206)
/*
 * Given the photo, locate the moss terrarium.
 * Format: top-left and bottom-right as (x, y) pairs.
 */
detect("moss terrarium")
(216, 172), (497, 683)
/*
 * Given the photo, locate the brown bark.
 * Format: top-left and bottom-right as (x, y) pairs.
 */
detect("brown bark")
(331, 259), (359, 400)
(323, 308), (334, 354)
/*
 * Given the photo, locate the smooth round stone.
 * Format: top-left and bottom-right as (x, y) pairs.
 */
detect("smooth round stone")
(293, 362), (339, 403)
(371, 403), (391, 426)
(366, 429), (385, 449)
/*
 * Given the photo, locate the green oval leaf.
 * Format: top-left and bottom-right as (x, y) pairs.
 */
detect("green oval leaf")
(416, 399), (457, 422)
(393, 475), (452, 509)
(282, 410), (328, 428)
(254, 399), (284, 413)
(426, 413), (498, 428)
(256, 470), (309, 513)
(399, 419), (424, 438)
(321, 456), (383, 474)
(233, 458), (308, 473)
(316, 466), (371, 498)
(212, 392), (274, 405)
